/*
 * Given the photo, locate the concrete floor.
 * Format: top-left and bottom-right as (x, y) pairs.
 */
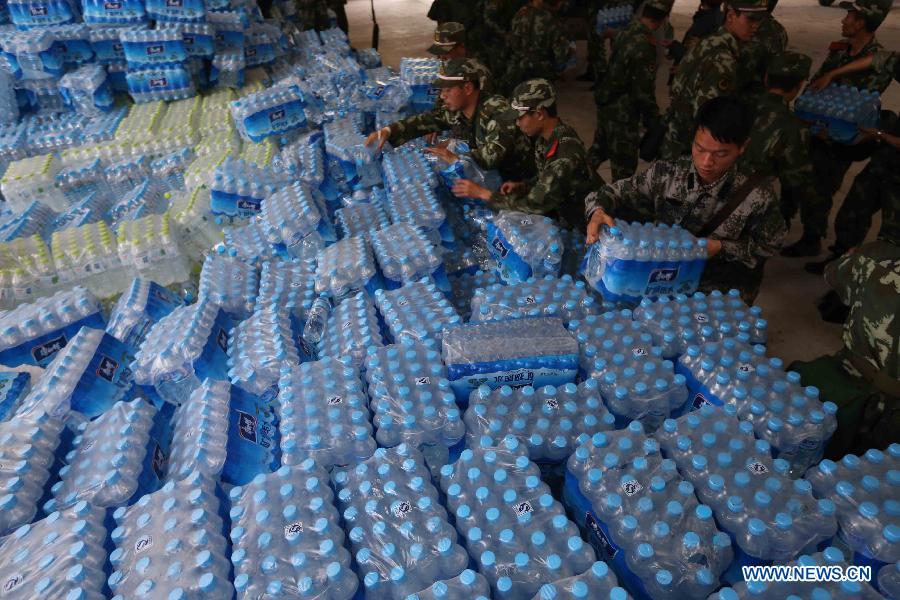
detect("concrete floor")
(345, 0), (900, 365)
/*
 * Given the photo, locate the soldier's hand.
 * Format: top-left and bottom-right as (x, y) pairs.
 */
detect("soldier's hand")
(704, 238), (723, 258)
(425, 132), (439, 145)
(500, 181), (525, 195)
(452, 179), (491, 201)
(809, 74), (834, 93)
(424, 146), (458, 164)
(586, 209), (614, 245)
(364, 127), (391, 152)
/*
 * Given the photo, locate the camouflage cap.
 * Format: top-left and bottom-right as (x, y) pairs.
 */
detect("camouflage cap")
(644, 0), (674, 13)
(510, 79), (556, 113)
(766, 50), (812, 80)
(432, 58), (482, 88)
(725, 0), (769, 14)
(838, 0), (892, 27)
(428, 22), (466, 56)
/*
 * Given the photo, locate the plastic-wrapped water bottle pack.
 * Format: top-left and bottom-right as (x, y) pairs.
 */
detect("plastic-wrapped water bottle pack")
(254, 258), (316, 320)
(804, 445), (900, 568)
(465, 380), (616, 464)
(317, 291), (384, 366)
(315, 235), (379, 300)
(375, 279), (461, 343)
(596, 4), (634, 33)
(231, 83), (308, 143)
(488, 211), (563, 284)
(0, 371), (31, 421)
(198, 253), (259, 319)
(449, 269), (500, 319)
(794, 84), (881, 143)
(227, 302), (299, 395)
(116, 212), (192, 286)
(260, 181), (334, 260)
(471, 274), (601, 324)
(106, 277), (185, 351)
(371, 221), (444, 286)
(166, 378), (229, 483)
(565, 421), (734, 599)
(439, 436), (598, 597)
(408, 569), (492, 600)
(335, 199), (392, 240)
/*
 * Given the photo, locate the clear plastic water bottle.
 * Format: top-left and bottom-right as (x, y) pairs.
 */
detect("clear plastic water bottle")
(317, 291), (385, 367)
(227, 302), (300, 395)
(374, 279), (461, 344)
(314, 235), (378, 300)
(198, 253), (260, 320)
(166, 378), (229, 482)
(302, 294), (332, 346)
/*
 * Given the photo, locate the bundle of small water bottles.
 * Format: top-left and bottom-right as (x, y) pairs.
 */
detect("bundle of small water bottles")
(0, 3), (895, 597)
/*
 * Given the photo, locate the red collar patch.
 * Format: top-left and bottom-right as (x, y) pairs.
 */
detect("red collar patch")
(545, 140), (559, 159)
(829, 40), (849, 51)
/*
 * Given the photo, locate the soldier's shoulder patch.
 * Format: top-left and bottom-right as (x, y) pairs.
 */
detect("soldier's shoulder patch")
(829, 40), (849, 51)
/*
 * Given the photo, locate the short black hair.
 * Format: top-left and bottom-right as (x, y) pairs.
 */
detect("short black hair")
(766, 72), (805, 92)
(641, 5), (667, 21)
(542, 103), (558, 117)
(694, 96), (755, 146)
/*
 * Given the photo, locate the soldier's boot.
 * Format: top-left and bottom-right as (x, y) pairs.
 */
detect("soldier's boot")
(781, 233), (821, 258)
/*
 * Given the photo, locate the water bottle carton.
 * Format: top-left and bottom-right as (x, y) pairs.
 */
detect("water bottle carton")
(0, 371), (30, 421)
(7, 0), (76, 28)
(106, 278), (185, 351)
(794, 84), (881, 144)
(89, 27), (138, 64)
(448, 269), (499, 319)
(438, 436), (598, 597)
(77, 105), (128, 145)
(278, 356), (376, 469)
(335, 200), (391, 240)
(243, 26), (277, 67)
(119, 27), (188, 68)
(149, 147), (194, 192)
(0, 200), (57, 243)
(374, 279), (460, 344)
(45, 397), (172, 513)
(210, 48), (246, 89)
(715, 545), (884, 599)
(530, 562), (629, 600)
(805, 444), (900, 569)
(239, 137), (278, 170)
(568, 310), (689, 430)
(217, 223), (276, 267)
(382, 161), (448, 242)
(0, 30), (64, 80)
(104, 154), (150, 196)
(156, 95), (201, 141)
(198, 253), (259, 320)
(333, 444), (467, 599)
(51, 220), (130, 298)
(108, 472), (234, 599)
(47, 23), (94, 66)
(116, 212), (192, 287)
(131, 299), (234, 405)
(465, 380), (616, 464)
(0, 236), (59, 308)
(24, 111), (88, 154)
(208, 9), (246, 50)
(596, 4), (633, 34)
(380, 145), (439, 191)
(82, 0), (146, 24)
(323, 115), (381, 189)
(675, 338), (838, 476)
(145, 0), (204, 22)
(655, 404), (838, 579)
(0, 503), (108, 598)
(231, 83), (307, 143)
(198, 86), (237, 134)
(209, 156), (285, 218)
(227, 302), (299, 395)
(170, 186), (224, 258)
(471, 275), (601, 325)
(441, 317), (579, 406)
(0, 286), (104, 367)
(565, 422), (734, 600)
(317, 291), (385, 367)
(126, 63), (196, 103)
(633, 290), (768, 358)
(54, 157), (110, 205)
(314, 235), (382, 300)
(229, 461), (358, 599)
(399, 56), (441, 112)
(583, 221), (707, 304)
(487, 211), (563, 284)
(165, 378), (229, 482)
(260, 181), (335, 260)
(363, 337), (465, 454)
(14, 327), (137, 420)
(371, 222), (448, 290)
(254, 259), (317, 321)
(169, 22), (215, 59)
(2, 152), (65, 212)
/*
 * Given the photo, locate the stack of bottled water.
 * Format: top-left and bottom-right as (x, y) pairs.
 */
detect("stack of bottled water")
(209, 156), (281, 218)
(260, 181), (334, 259)
(54, 157), (109, 204)
(530, 562), (629, 600)
(48, 193), (108, 232)
(46, 398), (160, 512)
(0, 503), (108, 598)
(804, 445), (900, 569)
(198, 253), (259, 319)
(150, 147), (194, 192)
(677, 338), (838, 475)
(438, 436), (598, 597)
(0, 71), (18, 126)
(0, 201), (57, 243)
(108, 472), (234, 598)
(656, 405), (838, 574)
(0, 371), (31, 421)
(217, 222), (279, 265)
(569, 309), (689, 429)
(107, 181), (170, 228)
(335, 201), (392, 240)
(104, 156), (151, 199)
(2, 153), (65, 212)
(354, 74), (412, 113)
(465, 380), (616, 464)
(231, 84), (308, 143)
(82, 0), (147, 24)
(166, 379), (229, 482)
(407, 569), (492, 600)
(131, 299), (232, 404)
(565, 421), (734, 599)
(211, 49), (247, 89)
(583, 221), (708, 303)
(449, 269), (499, 319)
(315, 235), (379, 300)
(595, 4), (633, 33)
(116, 213), (192, 286)
(488, 211), (563, 284)
(794, 84), (881, 143)
(333, 444), (468, 598)
(0, 409), (63, 534)
(381, 146), (438, 190)
(227, 303), (299, 395)
(0, 286), (104, 367)
(442, 317), (579, 404)
(399, 57), (441, 110)
(229, 461), (358, 599)
(317, 291), (385, 366)
(632, 290), (768, 358)
(278, 356), (376, 469)
(374, 279), (461, 343)
(471, 275), (601, 324)
(371, 222), (445, 286)
(254, 258), (316, 321)
(363, 337), (465, 455)
(106, 278), (184, 350)
(324, 116), (382, 188)
(58, 64), (113, 115)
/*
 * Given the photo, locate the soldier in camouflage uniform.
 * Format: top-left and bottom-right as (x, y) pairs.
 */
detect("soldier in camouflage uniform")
(738, 51), (817, 226)
(586, 97), (786, 302)
(499, 0), (572, 94)
(469, 0), (523, 78)
(659, 0), (768, 162)
(782, 0), (894, 257)
(428, 22), (469, 60)
(450, 80), (600, 231)
(736, 0), (788, 97)
(591, 0), (672, 181)
(365, 59), (534, 182)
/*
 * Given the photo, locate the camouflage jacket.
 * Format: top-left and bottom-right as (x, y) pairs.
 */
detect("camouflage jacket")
(585, 156), (786, 268)
(507, 6), (570, 76)
(738, 92), (816, 203)
(387, 93), (534, 180)
(871, 49), (899, 81)
(681, 5), (723, 57)
(489, 120), (599, 227)
(813, 36), (893, 93)
(738, 16), (788, 96)
(826, 240), (900, 380)
(597, 20), (660, 129)
(670, 26), (741, 117)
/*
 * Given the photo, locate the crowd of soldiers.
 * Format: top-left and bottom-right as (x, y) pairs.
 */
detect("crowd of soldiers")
(361, 1), (898, 454)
